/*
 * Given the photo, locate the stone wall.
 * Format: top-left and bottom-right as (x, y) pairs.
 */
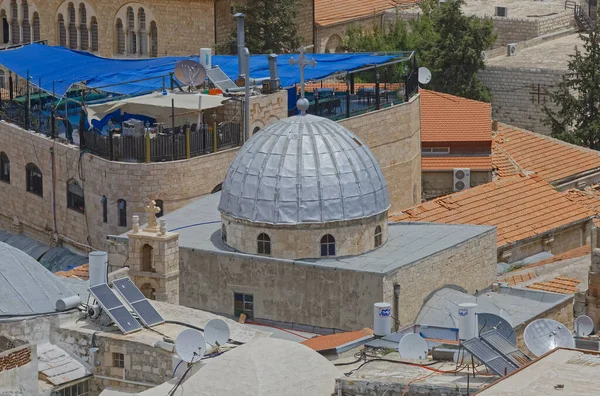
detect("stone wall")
(179, 248), (384, 330)
(479, 66), (564, 135)
(340, 95), (422, 212)
(422, 170), (492, 200)
(498, 221), (592, 264)
(315, 15), (382, 53)
(587, 249), (600, 328)
(222, 212), (388, 259)
(381, 229), (497, 326)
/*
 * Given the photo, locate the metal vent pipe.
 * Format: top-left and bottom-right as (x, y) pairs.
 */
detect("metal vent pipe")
(235, 13), (246, 79)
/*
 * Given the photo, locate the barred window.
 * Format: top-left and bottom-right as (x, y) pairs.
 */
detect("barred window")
(67, 179), (84, 214)
(26, 163), (42, 197)
(257, 233), (271, 255)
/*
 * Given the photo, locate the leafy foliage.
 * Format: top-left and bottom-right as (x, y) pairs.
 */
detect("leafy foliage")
(340, 0), (496, 102)
(219, 0), (302, 55)
(543, 28), (600, 149)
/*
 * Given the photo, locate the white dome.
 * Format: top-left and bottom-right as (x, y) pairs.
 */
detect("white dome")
(218, 114), (390, 224)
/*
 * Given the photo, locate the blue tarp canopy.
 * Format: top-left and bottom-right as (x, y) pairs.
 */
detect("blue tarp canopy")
(0, 44), (412, 97)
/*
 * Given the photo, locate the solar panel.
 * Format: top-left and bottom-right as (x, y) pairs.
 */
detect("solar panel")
(206, 66), (238, 92)
(481, 330), (531, 367)
(89, 284), (142, 334)
(112, 277), (164, 327)
(461, 338), (518, 376)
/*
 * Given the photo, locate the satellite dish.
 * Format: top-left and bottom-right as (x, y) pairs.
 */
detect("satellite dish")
(418, 67), (432, 85)
(574, 315), (594, 337)
(174, 60), (207, 87)
(204, 319), (230, 347)
(523, 319), (575, 357)
(398, 333), (428, 360)
(478, 313), (516, 345)
(175, 329), (207, 363)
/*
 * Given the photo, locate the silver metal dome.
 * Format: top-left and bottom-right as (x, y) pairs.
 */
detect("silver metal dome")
(218, 114), (390, 224)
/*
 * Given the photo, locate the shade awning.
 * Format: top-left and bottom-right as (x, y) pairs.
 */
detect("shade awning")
(86, 91), (229, 125)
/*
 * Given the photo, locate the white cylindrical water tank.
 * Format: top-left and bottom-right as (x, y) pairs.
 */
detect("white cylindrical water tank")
(373, 302), (392, 336)
(200, 48), (212, 70)
(458, 303), (478, 340)
(89, 251), (108, 287)
(55, 295), (82, 311)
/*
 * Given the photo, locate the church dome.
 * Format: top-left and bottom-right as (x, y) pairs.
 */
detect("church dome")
(218, 114), (390, 224)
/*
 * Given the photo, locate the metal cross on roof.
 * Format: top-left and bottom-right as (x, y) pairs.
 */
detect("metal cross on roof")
(289, 45), (316, 115)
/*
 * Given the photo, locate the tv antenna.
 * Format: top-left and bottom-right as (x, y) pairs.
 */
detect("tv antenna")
(398, 333), (429, 360)
(574, 315), (594, 337)
(174, 60), (207, 88)
(175, 329), (207, 363)
(523, 319), (574, 357)
(477, 313), (516, 345)
(204, 319), (230, 347)
(418, 67), (432, 85)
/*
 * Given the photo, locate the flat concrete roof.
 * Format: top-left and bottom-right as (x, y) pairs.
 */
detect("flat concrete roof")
(400, 0), (567, 19)
(486, 33), (583, 70)
(120, 192), (495, 275)
(476, 349), (600, 395)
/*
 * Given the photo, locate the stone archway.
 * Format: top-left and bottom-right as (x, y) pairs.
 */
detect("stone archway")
(325, 34), (342, 54)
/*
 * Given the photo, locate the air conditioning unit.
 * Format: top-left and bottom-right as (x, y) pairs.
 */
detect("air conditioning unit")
(495, 6), (508, 17)
(507, 43), (517, 56)
(453, 168), (471, 192)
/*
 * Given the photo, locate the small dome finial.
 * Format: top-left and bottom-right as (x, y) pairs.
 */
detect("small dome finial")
(297, 98), (309, 115)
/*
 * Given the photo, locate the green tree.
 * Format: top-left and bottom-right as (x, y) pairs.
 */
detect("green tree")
(227, 0), (301, 54)
(543, 28), (600, 149)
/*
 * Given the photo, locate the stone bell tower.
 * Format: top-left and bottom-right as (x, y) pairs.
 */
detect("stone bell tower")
(127, 200), (180, 304)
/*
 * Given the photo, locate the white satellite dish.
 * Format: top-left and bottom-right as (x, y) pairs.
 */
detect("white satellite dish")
(418, 67), (432, 85)
(175, 329), (207, 363)
(574, 315), (594, 337)
(174, 60), (207, 87)
(478, 313), (516, 345)
(523, 319), (575, 357)
(398, 333), (428, 360)
(204, 319), (230, 347)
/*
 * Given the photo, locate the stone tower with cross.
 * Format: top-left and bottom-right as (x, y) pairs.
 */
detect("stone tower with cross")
(126, 199), (180, 304)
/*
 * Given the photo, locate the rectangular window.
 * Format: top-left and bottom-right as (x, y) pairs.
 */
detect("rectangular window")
(56, 379), (90, 396)
(67, 181), (85, 214)
(112, 352), (124, 368)
(421, 147), (450, 154)
(234, 292), (254, 320)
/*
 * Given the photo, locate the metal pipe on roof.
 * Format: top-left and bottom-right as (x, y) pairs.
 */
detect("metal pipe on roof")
(235, 13), (246, 79)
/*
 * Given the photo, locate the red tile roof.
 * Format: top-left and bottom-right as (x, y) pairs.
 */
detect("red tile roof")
(389, 174), (595, 248)
(422, 156), (492, 171)
(494, 124), (600, 184)
(55, 264), (89, 280)
(527, 276), (581, 294)
(301, 328), (373, 352)
(501, 271), (536, 286)
(492, 148), (522, 179)
(565, 189), (600, 226)
(524, 245), (591, 269)
(315, 0), (415, 26)
(420, 89), (492, 144)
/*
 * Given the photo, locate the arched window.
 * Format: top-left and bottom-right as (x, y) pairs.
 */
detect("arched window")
(138, 7), (146, 55)
(32, 11), (39, 41)
(140, 283), (155, 300)
(1, 10), (7, 45)
(25, 163), (42, 196)
(155, 199), (164, 218)
(0, 152), (9, 183)
(116, 18), (124, 55)
(221, 224), (227, 243)
(101, 195), (107, 223)
(10, 0), (19, 44)
(150, 21), (157, 57)
(320, 234), (335, 257)
(257, 233), (271, 255)
(90, 16), (98, 52)
(57, 14), (66, 47)
(117, 199), (127, 227)
(253, 127), (261, 135)
(126, 6), (135, 55)
(374, 225), (382, 248)
(79, 3), (88, 50)
(141, 243), (154, 272)
(21, 0), (30, 44)
(67, 2), (76, 49)
(66, 179), (84, 213)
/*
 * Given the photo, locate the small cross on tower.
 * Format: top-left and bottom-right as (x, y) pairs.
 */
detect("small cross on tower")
(144, 199), (161, 231)
(289, 45), (317, 115)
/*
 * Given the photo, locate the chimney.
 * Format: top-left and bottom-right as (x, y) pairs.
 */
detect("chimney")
(492, 120), (499, 132)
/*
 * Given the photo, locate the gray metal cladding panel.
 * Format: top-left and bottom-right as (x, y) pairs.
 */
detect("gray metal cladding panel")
(113, 278), (146, 303)
(132, 300), (164, 327)
(90, 284), (122, 310)
(109, 306), (143, 334)
(462, 338), (518, 376)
